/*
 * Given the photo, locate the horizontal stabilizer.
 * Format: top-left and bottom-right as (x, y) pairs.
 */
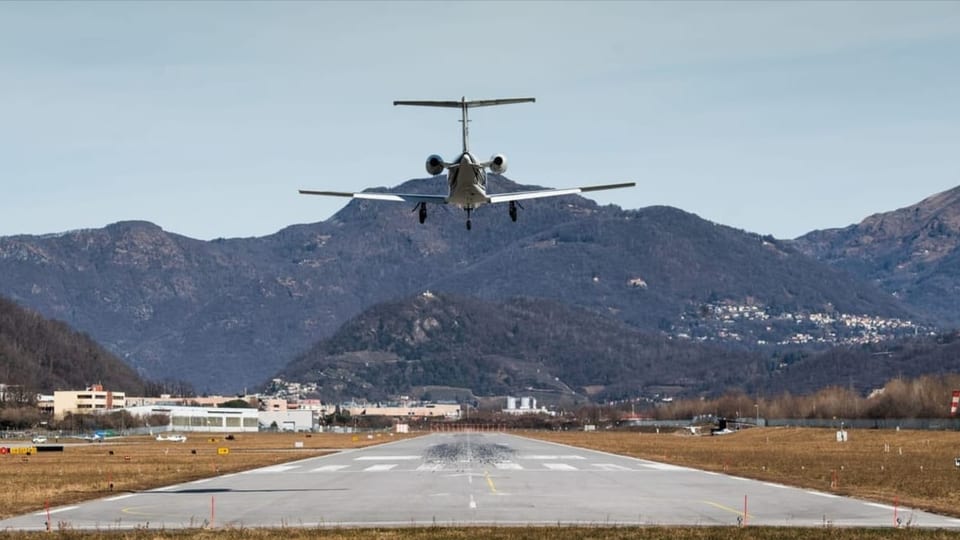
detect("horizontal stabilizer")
(394, 97), (535, 108)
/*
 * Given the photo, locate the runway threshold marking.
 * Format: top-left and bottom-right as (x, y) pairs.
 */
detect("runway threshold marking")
(364, 464), (397, 472)
(312, 464), (349, 472)
(594, 463), (631, 471)
(543, 463), (578, 471)
(355, 455), (419, 461)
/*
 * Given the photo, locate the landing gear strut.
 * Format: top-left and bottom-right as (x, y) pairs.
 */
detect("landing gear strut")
(509, 201), (518, 222)
(415, 203), (427, 224)
(465, 207), (472, 230)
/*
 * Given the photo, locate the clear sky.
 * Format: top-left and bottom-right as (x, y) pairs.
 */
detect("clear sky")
(1, 1), (958, 240)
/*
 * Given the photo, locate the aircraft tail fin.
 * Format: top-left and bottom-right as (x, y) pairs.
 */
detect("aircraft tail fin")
(394, 97), (535, 153)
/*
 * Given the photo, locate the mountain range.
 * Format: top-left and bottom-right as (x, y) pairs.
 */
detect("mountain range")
(1, 176), (958, 395)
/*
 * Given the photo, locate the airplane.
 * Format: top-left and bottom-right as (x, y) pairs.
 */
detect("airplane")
(299, 97), (635, 230)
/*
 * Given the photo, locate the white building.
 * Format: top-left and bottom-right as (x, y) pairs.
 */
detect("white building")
(125, 405), (259, 433)
(259, 410), (314, 432)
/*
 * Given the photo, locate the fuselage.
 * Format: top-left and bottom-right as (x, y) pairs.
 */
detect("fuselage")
(446, 152), (488, 209)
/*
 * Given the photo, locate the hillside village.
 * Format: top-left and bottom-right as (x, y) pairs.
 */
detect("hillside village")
(676, 302), (934, 346)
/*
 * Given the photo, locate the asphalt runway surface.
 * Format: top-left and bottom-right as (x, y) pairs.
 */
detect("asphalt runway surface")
(2, 432), (959, 530)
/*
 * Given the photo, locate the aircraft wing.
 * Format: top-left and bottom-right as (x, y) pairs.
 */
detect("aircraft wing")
(299, 190), (448, 204)
(487, 182), (636, 204)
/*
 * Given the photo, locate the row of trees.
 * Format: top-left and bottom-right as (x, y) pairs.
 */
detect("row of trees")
(652, 374), (960, 420)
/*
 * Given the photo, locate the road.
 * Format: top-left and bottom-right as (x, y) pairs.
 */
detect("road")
(1, 432), (958, 530)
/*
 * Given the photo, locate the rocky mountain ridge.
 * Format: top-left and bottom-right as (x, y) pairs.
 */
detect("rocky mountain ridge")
(0, 176), (952, 393)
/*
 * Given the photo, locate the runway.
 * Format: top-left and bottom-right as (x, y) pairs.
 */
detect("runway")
(2, 432), (958, 530)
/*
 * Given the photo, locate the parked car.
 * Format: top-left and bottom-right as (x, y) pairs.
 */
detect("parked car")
(31, 436), (47, 444)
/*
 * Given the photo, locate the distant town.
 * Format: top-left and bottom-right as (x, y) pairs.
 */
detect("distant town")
(676, 301), (934, 347)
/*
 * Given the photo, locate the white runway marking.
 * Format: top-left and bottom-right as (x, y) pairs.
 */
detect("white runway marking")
(640, 463), (688, 471)
(364, 464), (398, 472)
(33, 506), (77, 516)
(523, 455), (586, 460)
(807, 491), (839, 499)
(495, 462), (523, 470)
(469, 494), (477, 509)
(594, 463), (632, 471)
(416, 463), (443, 471)
(104, 494), (135, 502)
(865, 503), (897, 510)
(763, 482), (789, 489)
(311, 465), (349, 472)
(355, 455), (419, 461)
(248, 465), (299, 473)
(543, 463), (578, 471)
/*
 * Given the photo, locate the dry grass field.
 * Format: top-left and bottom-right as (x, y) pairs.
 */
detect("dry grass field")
(3, 427), (960, 540)
(0, 432), (415, 520)
(1, 526), (960, 540)
(524, 427), (960, 518)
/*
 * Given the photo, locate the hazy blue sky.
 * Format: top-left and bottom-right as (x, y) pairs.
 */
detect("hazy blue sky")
(1, 1), (958, 240)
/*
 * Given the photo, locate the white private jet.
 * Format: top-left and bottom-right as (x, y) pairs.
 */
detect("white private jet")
(299, 97), (635, 230)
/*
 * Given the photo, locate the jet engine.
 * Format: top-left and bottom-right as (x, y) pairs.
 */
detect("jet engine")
(489, 154), (508, 174)
(425, 154), (445, 176)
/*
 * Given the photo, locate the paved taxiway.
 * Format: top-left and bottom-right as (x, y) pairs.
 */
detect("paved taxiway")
(2, 432), (959, 530)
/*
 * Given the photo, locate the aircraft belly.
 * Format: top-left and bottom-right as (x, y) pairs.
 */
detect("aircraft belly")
(448, 168), (488, 208)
